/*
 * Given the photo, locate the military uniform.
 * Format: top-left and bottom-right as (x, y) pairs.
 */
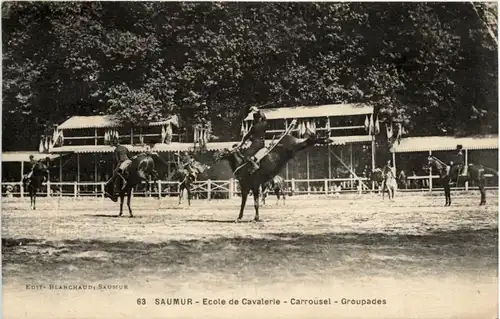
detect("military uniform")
(240, 109), (268, 173)
(449, 148), (467, 184)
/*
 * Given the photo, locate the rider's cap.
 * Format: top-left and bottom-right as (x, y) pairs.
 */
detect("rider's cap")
(456, 144), (463, 150)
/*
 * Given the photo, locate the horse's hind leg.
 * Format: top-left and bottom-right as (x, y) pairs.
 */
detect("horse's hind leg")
(126, 188), (134, 217)
(118, 193), (125, 216)
(479, 179), (486, 205)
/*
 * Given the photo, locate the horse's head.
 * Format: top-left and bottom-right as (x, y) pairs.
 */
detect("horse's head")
(214, 146), (244, 171)
(303, 130), (331, 147)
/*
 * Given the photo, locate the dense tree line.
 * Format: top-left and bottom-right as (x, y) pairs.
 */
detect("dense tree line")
(2, 2), (497, 151)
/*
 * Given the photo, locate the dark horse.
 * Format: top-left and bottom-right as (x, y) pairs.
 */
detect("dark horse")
(216, 132), (331, 222)
(167, 161), (209, 206)
(261, 175), (287, 206)
(104, 153), (158, 217)
(22, 159), (50, 210)
(427, 155), (498, 206)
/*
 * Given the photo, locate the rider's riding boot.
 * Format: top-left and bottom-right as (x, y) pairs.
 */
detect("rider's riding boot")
(248, 157), (259, 173)
(116, 169), (127, 190)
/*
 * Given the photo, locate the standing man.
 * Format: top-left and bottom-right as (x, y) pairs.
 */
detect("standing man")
(237, 106), (268, 174)
(382, 159), (395, 189)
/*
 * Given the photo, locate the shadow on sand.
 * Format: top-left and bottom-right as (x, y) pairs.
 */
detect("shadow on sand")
(185, 219), (257, 224)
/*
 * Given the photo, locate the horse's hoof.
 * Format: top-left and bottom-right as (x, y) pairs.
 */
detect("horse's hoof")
(129, 215), (134, 218)
(253, 217), (260, 222)
(235, 219), (241, 223)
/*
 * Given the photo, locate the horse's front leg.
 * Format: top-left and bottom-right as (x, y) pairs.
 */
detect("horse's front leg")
(186, 183), (191, 206)
(126, 188), (134, 217)
(236, 188), (249, 222)
(253, 186), (260, 222)
(178, 184), (183, 205)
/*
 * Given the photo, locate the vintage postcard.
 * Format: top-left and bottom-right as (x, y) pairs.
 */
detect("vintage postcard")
(2, 2), (498, 319)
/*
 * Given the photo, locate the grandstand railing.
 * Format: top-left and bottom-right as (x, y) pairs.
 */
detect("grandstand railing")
(1, 174), (497, 198)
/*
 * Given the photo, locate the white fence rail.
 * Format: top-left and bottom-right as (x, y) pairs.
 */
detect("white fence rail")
(2, 174), (497, 199)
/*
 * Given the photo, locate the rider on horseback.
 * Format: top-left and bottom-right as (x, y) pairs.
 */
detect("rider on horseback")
(449, 144), (467, 185)
(24, 155), (38, 187)
(175, 151), (197, 179)
(237, 106), (268, 174)
(105, 138), (132, 199)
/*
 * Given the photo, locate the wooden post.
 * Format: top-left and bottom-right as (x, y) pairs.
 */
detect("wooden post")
(291, 178), (296, 194)
(324, 179), (328, 195)
(371, 135), (376, 190)
(228, 178), (233, 199)
(77, 153), (80, 182)
(429, 150), (433, 192)
(349, 143), (353, 189)
(130, 128), (134, 145)
(94, 128), (98, 145)
(158, 180), (162, 198)
(59, 156), (63, 182)
(392, 152), (396, 175)
(465, 149), (469, 191)
(20, 161), (24, 198)
(207, 179), (212, 200)
(306, 150), (310, 193)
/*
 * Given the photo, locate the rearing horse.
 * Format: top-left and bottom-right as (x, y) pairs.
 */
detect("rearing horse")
(427, 155), (498, 206)
(22, 160), (50, 210)
(104, 152), (158, 217)
(216, 130), (331, 222)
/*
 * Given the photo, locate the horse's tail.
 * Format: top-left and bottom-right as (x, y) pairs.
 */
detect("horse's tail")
(482, 166), (498, 176)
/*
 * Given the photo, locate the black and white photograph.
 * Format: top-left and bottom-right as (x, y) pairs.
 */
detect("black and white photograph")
(1, 2), (498, 318)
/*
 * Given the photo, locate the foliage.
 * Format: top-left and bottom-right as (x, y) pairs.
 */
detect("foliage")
(2, 2), (497, 150)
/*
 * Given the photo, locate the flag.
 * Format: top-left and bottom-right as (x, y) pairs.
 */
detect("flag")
(240, 122), (245, 136)
(396, 123), (402, 144)
(104, 131), (108, 144)
(368, 114), (374, 135)
(44, 137), (49, 152)
(115, 129), (119, 141)
(364, 116), (369, 130)
(375, 116), (380, 135)
(161, 125), (166, 143)
(168, 115), (180, 127)
(39, 138), (44, 153)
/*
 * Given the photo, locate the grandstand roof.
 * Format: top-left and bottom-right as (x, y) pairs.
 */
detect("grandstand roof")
(390, 135), (498, 153)
(243, 103), (373, 121)
(57, 115), (179, 130)
(2, 152), (62, 162)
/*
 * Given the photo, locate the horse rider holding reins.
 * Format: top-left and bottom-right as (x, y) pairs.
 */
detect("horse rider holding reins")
(174, 151), (198, 179)
(106, 137), (132, 197)
(236, 105), (269, 174)
(449, 144), (467, 185)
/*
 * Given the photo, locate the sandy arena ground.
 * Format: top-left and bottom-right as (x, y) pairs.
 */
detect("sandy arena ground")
(2, 191), (498, 319)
